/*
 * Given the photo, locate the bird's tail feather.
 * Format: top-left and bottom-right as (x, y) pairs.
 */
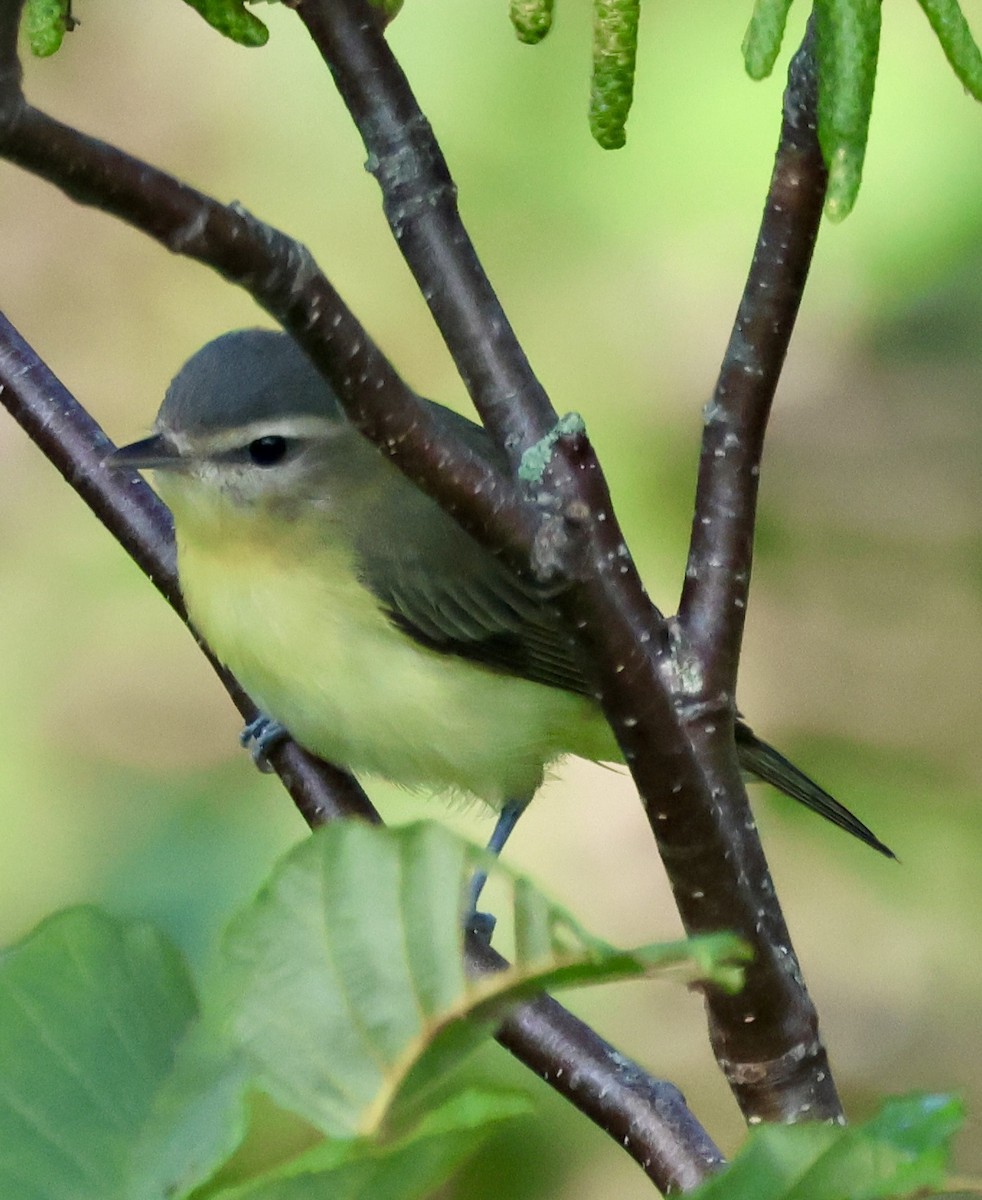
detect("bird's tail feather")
(735, 725), (895, 859)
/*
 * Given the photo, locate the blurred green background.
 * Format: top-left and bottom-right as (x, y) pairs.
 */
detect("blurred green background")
(0, 0), (979, 1193)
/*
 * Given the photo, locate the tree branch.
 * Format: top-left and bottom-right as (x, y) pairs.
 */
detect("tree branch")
(2, 0), (847, 1142)
(679, 24), (827, 698)
(666, 28), (842, 1119)
(291, 0), (557, 456)
(291, 0), (843, 1123)
(0, 63), (535, 576)
(493, 989), (726, 1191)
(0, 311), (379, 828)
(0, 147), (722, 1200)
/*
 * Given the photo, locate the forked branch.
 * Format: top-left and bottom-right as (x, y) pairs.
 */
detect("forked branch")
(1, 0), (841, 1151)
(293, 0), (840, 1123)
(0, 9), (726, 1189)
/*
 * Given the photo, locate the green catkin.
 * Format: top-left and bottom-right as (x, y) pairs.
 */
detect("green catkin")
(589, 0), (641, 150)
(25, 0), (69, 57)
(179, 0), (270, 47)
(815, 0), (881, 220)
(510, 0), (554, 45)
(916, 0), (982, 100)
(742, 0), (797, 79)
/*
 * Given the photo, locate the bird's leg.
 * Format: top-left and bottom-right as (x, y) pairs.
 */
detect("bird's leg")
(466, 795), (531, 941)
(240, 714), (289, 774)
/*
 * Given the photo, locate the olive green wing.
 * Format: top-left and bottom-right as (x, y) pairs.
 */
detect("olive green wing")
(351, 404), (594, 697)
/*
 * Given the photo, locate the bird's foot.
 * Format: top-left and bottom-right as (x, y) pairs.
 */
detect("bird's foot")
(465, 865), (497, 943)
(240, 714), (289, 773)
(463, 797), (531, 945)
(466, 908), (497, 944)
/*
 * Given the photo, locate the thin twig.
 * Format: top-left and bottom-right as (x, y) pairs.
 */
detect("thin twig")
(679, 26), (827, 697)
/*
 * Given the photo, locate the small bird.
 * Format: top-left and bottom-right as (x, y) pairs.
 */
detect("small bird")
(112, 329), (893, 912)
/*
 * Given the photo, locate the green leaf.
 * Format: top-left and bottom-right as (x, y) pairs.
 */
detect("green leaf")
(814, 0), (882, 221)
(209, 1090), (531, 1199)
(0, 834), (746, 1198)
(219, 821), (748, 1139)
(0, 907), (257, 1199)
(179, 0), (270, 48)
(916, 0), (982, 101)
(589, 0), (642, 149)
(510, 0), (555, 45)
(742, 0), (797, 80)
(129, 1023), (253, 1199)
(0, 907), (201, 1199)
(368, 0), (405, 21)
(23, 0), (72, 57)
(687, 1092), (964, 1199)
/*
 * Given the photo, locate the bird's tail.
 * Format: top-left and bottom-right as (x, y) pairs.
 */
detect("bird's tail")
(735, 724), (895, 859)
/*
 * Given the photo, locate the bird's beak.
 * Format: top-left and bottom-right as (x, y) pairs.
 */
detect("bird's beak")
(108, 433), (183, 471)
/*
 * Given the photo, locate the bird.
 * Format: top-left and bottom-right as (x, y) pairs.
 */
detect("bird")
(111, 328), (894, 917)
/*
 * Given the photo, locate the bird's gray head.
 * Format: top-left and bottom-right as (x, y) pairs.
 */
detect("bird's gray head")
(158, 328), (343, 437)
(111, 329), (364, 519)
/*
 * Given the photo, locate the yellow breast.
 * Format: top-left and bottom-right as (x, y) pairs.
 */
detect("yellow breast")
(171, 504), (617, 809)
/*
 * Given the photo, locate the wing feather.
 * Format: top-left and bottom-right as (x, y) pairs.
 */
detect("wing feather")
(350, 403), (593, 697)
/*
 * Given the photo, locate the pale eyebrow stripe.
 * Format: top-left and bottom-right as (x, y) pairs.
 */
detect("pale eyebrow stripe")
(170, 415), (341, 456)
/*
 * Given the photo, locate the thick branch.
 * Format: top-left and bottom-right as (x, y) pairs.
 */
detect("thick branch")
(292, 0), (842, 1124)
(666, 31), (836, 1113)
(293, 0), (557, 456)
(0, 2), (735, 1181)
(0, 109), (536, 576)
(4, 0), (845, 1140)
(0, 273), (721, 1198)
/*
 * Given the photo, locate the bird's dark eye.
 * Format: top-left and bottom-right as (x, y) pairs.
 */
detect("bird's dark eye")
(248, 435), (289, 467)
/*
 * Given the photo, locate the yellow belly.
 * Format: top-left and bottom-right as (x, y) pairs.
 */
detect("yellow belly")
(175, 522), (618, 808)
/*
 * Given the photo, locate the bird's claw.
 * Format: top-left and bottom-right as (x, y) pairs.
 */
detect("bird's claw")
(240, 714), (289, 773)
(466, 909), (497, 943)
